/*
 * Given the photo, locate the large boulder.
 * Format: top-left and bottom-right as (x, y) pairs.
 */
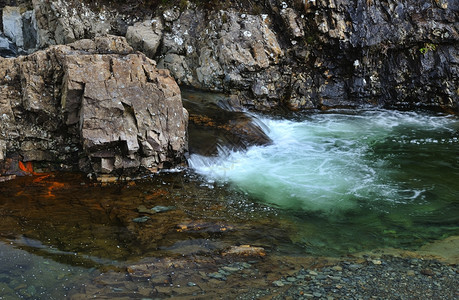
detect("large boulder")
(0, 35), (188, 178)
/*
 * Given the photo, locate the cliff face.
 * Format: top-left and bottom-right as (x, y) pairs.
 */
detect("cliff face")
(1, 0), (457, 112)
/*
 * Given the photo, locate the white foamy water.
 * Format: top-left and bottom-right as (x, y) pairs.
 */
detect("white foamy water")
(189, 110), (459, 213)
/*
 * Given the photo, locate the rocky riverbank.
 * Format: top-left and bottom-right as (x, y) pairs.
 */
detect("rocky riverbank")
(69, 245), (459, 299)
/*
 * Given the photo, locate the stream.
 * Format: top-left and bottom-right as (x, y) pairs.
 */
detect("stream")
(0, 93), (458, 298)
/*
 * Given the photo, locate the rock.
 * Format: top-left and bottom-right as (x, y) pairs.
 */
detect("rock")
(0, 33), (18, 57)
(127, 264), (153, 281)
(222, 245), (266, 257)
(371, 259), (382, 265)
(0, 35), (188, 178)
(176, 221), (233, 233)
(1, 0), (453, 113)
(137, 205), (155, 215)
(272, 280), (284, 287)
(2, 6), (24, 49)
(32, 0), (114, 47)
(332, 266), (343, 271)
(280, 8), (304, 38)
(126, 18), (163, 58)
(207, 272), (226, 281)
(151, 205), (175, 213)
(421, 269), (435, 276)
(346, 264), (362, 271)
(132, 216), (150, 223)
(0, 175), (16, 182)
(157, 9), (284, 109)
(2, 6), (39, 54)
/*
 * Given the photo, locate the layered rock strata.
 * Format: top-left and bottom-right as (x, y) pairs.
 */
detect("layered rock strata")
(0, 35), (188, 177)
(1, 0), (457, 112)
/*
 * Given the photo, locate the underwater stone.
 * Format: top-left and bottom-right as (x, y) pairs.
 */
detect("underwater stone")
(132, 216), (150, 223)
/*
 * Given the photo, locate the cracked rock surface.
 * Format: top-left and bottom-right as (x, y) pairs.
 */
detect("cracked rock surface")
(0, 35), (188, 177)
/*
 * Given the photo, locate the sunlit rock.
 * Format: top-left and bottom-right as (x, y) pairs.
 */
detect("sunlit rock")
(0, 35), (188, 177)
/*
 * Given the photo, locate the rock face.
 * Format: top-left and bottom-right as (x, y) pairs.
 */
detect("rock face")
(125, 0), (459, 112)
(2, 0), (457, 112)
(0, 35), (188, 177)
(283, 0), (459, 112)
(155, 9), (286, 110)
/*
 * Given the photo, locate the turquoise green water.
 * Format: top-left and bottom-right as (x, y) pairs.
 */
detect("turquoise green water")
(0, 109), (458, 298)
(189, 109), (459, 254)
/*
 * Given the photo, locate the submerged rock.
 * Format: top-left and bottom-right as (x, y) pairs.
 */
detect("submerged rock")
(222, 245), (266, 257)
(0, 35), (188, 177)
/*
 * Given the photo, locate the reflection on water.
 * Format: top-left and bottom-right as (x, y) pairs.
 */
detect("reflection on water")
(0, 109), (458, 298)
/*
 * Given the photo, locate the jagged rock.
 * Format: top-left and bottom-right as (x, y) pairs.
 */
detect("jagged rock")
(1, 0), (458, 113)
(280, 7), (304, 38)
(2, 6), (24, 48)
(0, 33), (18, 57)
(0, 35), (188, 177)
(32, 0), (114, 47)
(2, 5), (39, 53)
(156, 9), (284, 108)
(126, 18), (163, 58)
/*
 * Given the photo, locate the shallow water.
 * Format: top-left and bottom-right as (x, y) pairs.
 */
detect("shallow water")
(0, 109), (458, 298)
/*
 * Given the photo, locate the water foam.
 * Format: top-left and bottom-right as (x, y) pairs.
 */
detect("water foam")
(189, 110), (458, 213)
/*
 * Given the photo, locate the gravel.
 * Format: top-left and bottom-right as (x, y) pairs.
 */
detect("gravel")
(265, 255), (458, 300)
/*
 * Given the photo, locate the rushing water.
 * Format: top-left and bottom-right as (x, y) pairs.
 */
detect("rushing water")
(189, 109), (459, 253)
(0, 108), (458, 298)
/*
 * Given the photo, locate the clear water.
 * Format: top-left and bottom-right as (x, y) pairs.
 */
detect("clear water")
(189, 109), (459, 253)
(0, 109), (458, 298)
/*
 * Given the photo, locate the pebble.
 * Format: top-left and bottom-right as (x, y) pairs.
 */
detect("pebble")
(421, 269), (435, 276)
(208, 272), (226, 281)
(132, 216), (150, 223)
(347, 264), (362, 271)
(267, 256), (458, 300)
(221, 266), (240, 273)
(332, 266), (343, 271)
(151, 205), (175, 213)
(272, 280), (284, 287)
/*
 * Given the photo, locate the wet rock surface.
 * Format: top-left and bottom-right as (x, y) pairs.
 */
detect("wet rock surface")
(182, 88), (272, 156)
(1, 0), (458, 112)
(0, 35), (188, 177)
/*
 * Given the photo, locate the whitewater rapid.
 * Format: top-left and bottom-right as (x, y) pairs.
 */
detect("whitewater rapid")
(188, 109), (459, 213)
